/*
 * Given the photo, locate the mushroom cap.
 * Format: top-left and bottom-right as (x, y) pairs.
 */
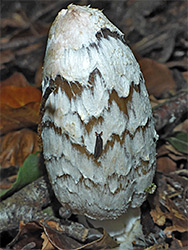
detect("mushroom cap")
(41, 4), (157, 220)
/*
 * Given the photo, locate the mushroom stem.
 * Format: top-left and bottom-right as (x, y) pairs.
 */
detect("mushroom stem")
(78, 207), (145, 249)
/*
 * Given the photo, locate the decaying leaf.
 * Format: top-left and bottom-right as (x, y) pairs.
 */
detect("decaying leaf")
(144, 243), (169, 250)
(139, 58), (176, 98)
(8, 219), (119, 250)
(8, 221), (43, 250)
(0, 85), (41, 108)
(150, 204), (166, 227)
(0, 128), (39, 168)
(41, 232), (54, 250)
(0, 72), (29, 88)
(0, 85), (41, 134)
(156, 141), (187, 173)
(40, 220), (83, 250)
(80, 228), (119, 249)
(150, 171), (188, 238)
(157, 155), (177, 173)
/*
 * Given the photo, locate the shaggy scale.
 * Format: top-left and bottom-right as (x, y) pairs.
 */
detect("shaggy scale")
(41, 4), (157, 223)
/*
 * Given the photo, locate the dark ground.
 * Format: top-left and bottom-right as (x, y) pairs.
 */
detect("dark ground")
(0, 1), (188, 249)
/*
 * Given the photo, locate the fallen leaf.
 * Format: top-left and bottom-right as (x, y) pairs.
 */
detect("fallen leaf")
(0, 102), (41, 135)
(139, 58), (176, 98)
(0, 85), (41, 134)
(0, 85), (41, 108)
(164, 196), (188, 237)
(42, 223), (83, 250)
(150, 205), (166, 226)
(81, 228), (119, 249)
(0, 129), (39, 168)
(157, 156), (177, 173)
(41, 232), (54, 250)
(150, 172), (188, 238)
(0, 72), (29, 88)
(166, 132), (188, 154)
(0, 152), (42, 199)
(8, 221), (43, 250)
(144, 243), (169, 250)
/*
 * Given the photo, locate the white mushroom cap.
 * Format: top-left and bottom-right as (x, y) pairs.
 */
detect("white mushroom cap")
(41, 4), (157, 224)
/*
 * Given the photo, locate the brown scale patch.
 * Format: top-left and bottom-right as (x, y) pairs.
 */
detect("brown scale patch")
(88, 67), (102, 87)
(109, 89), (129, 116)
(101, 119), (150, 159)
(84, 116), (104, 134)
(64, 133), (90, 157)
(41, 69), (147, 162)
(108, 83), (142, 119)
(105, 174), (129, 194)
(50, 75), (83, 101)
(95, 28), (127, 46)
(82, 81), (139, 134)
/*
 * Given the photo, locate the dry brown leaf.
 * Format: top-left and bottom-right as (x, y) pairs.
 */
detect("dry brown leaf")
(39, 220), (83, 250)
(79, 228), (119, 249)
(0, 85), (41, 134)
(150, 205), (166, 226)
(0, 102), (41, 134)
(139, 58), (176, 98)
(144, 243), (169, 250)
(8, 221), (43, 250)
(156, 156), (177, 173)
(41, 232), (54, 250)
(156, 143), (186, 173)
(39, 220), (118, 250)
(0, 85), (41, 108)
(157, 144), (171, 157)
(150, 188), (188, 238)
(163, 196), (188, 237)
(0, 72), (29, 88)
(0, 128), (39, 168)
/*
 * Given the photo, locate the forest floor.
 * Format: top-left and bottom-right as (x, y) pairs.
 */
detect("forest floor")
(0, 1), (187, 249)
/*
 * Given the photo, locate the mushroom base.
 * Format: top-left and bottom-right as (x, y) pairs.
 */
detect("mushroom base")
(78, 207), (145, 249)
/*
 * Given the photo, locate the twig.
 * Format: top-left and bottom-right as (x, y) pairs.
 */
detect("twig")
(0, 35), (46, 51)
(0, 176), (50, 233)
(153, 89), (188, 138)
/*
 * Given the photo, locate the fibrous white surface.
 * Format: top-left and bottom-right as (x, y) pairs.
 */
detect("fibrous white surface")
(41, 4), (157, 222)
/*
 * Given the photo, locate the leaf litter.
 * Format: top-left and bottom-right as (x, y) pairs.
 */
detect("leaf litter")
(0, 0), (187, 249)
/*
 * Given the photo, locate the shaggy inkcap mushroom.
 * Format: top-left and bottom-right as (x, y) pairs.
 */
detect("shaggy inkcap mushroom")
(40, 4), (158, 249)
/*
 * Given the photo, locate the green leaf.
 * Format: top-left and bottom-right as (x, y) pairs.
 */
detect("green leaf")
(166, 132), (188, 154)
(0, 152), (43, 199)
